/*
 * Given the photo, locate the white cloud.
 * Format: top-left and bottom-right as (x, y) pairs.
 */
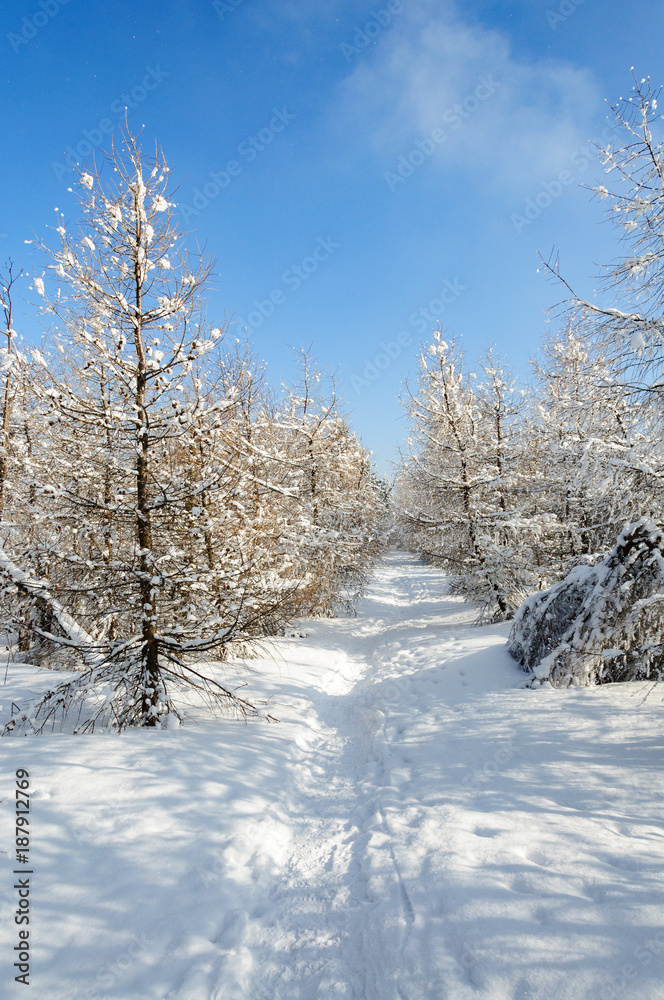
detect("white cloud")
(336, 3), (603, 188)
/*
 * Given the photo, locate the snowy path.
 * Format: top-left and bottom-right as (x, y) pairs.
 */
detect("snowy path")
(1, 552), (664, 999)
(239, 554), (511, 999)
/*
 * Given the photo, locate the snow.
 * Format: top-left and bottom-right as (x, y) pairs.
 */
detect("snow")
(1, 551), (663, 998)
(0, 546), (102, 667)
(509, 519), (664, 687)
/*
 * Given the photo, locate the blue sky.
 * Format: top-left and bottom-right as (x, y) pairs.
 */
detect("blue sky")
(3, 0), (664, 475)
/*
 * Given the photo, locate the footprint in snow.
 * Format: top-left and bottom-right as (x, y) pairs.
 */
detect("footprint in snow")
(526, 850), (551, 867)
(583, 881), (610, 903)
(509, 873), (542, 896)
(533, 904), (554, 924)
(214, 908), (248, 948)
(602, 854), (645, 872)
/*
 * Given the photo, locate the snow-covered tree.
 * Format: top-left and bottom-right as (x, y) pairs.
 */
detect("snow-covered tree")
(528, 324), (649, 569)
(509, 518), (664, 687)
(269, 351), (386, 615)
(2, 131), (268, 731)
(395, 332), (542, 620)
(542, 74), (664, 470)
(508, 73), (664, 686)
(0, 262), (53, 657)
(0, 261), (22, 516)
(0, 132), (388, 733)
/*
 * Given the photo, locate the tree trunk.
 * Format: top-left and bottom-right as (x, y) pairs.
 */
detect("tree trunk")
(133, 231), (161, 726)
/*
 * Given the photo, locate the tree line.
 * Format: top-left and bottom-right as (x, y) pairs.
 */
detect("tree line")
(0, 131), (387, 732)
(395, 75), (664, 686)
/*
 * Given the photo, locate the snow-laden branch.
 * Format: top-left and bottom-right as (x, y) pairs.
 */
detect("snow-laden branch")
(0, 546), (104, 667)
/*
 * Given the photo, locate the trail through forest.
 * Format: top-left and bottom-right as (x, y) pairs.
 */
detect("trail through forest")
(1, 552), (663, 999)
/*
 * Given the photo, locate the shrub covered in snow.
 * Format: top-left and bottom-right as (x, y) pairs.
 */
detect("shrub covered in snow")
(508, 518), (664, 686)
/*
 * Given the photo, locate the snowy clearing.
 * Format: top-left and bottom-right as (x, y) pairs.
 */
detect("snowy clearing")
(1, 551), (663, 999)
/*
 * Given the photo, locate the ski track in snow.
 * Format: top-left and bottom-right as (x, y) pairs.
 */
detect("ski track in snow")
(1, 552), (664, 999)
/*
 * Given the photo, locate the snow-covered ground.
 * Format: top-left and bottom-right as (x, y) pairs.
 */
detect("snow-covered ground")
(1, 551), (663, 999)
